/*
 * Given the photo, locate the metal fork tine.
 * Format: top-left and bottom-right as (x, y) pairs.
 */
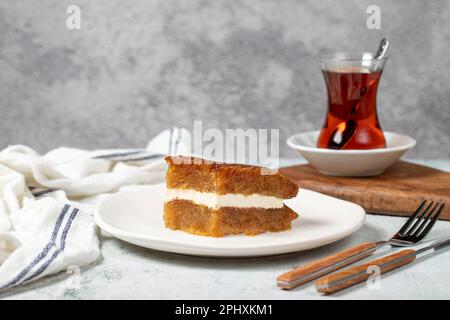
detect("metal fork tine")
(414, 203), (445, 240)
(411, 202), (440, 237)
(405, 201), (435, 235)
(398, 200), (427, 234)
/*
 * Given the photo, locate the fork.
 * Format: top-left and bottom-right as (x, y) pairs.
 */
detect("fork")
(277, 200), (445, 290)
(316, 231), (450, 294)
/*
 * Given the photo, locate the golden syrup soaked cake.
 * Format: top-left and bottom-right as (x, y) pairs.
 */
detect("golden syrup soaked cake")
(163, 156), (299, 237)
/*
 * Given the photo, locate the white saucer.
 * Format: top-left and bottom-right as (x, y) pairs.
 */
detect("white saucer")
(287, 131), (416, 176)
(94, 184), (365, 257)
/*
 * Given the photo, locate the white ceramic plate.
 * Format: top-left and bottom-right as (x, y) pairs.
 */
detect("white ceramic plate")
(95, 184), (365, 257)
(287, 131), (416, 177)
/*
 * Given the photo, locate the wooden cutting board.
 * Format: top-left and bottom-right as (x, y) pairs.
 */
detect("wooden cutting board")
(280, 161), (450, 220)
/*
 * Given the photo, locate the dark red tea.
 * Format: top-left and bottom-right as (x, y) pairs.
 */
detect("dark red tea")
(317, 68), (386, 149)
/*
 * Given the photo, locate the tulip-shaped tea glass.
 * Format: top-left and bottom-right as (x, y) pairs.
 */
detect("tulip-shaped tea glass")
(317, 53), (387, 149)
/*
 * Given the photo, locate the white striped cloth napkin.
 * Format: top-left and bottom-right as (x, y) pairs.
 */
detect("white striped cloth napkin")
(0, 127), (190, 289)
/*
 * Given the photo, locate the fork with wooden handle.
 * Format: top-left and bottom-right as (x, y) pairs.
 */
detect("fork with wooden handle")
(316, 235), (450, 294)
(277, 200), (445, 290)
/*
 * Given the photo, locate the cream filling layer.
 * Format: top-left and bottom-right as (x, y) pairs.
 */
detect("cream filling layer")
(165, 188), (284, 209)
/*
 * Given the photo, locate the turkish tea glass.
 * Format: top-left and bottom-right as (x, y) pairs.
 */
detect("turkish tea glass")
(317, 53), (387, 149)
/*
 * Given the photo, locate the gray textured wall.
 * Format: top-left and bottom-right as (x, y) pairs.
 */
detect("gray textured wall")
(1, 0), (449, 158)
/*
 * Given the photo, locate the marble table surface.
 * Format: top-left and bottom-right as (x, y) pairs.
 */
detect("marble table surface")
(3, 159), (450, 300)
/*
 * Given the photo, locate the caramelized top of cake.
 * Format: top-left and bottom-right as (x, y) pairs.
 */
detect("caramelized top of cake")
(165, 156), (298, 199)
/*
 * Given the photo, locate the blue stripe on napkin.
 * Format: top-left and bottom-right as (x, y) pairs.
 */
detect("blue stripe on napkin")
(2, 204), (71, 288)
(21, 207), (79, 284)
(122, 154), (164, 162)
(32, 188), (57, 197)
(93, 150), (145, 159)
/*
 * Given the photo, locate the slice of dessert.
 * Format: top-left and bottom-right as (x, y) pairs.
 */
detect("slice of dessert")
(164, 156), (299, 237)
